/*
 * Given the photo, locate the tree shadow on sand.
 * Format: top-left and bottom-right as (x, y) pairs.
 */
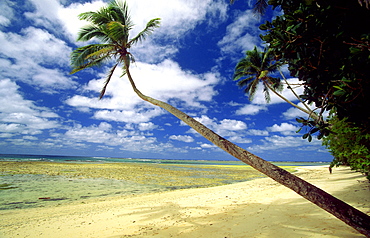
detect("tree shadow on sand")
(112, 177), (369, 238)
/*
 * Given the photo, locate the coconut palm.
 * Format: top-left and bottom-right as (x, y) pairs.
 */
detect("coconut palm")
(234, 46), (321, 122)
(70, 1), (370, 236)
(70, 0), (160, 99)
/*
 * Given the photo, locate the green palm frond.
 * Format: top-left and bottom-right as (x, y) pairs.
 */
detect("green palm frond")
(70, 44), (114, 74)
(129, 18), (161, 46)
(70, 0), (160, 99)
(110, 0), (134, 28)
(263, 83), (271, 103)
(245, 76), (259, 101)
(78, 5), (115, 25)
(100, 63), (119, 99)
(106, 21), (130, 44)
(233, 46), (284, 102)
(77, 25), (110, 42)
(253, 0), (268, 15)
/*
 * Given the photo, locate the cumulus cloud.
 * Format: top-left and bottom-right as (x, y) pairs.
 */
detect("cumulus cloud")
(247, 129), (269, 136)
(66, 60), (221, 123)
(0, 0), (14, 27)
(183, 115), (251, 144)
(59, 122), (177, 153)
(0, 27), (75, 91)
(236, 104), (268, 115)
(169, 135), (194, 143)
(218, 10), (262, 55)
(0, 79), (60, 137)
(267, 123), (299, 136)
(248, 135), (322, 153)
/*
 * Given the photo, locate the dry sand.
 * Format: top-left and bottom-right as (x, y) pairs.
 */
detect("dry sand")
(1, 166), (369, 238)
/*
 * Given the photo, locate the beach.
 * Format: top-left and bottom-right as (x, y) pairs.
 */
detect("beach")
(0, 164), (369, 237)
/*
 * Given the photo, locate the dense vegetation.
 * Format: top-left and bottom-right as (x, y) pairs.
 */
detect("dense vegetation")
(254, 0), (370, 178)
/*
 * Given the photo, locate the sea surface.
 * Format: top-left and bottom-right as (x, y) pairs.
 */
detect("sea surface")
(0, 153), (327, 166)
(0, 154), (329, 210)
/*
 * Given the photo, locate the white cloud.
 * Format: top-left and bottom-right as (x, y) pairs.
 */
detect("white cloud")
(53, 0), (227, 62)
(219, 119), (247, 131)
(247, 129), (269, 136)
(0, 27), (75, 91)
(186, 115), (250, 143)
(0, 0), (14, 27)
(60, 122), (177, 153)
(169, 135), (194, 143)
(67, 60), (220, 123)
(93, 108), (164, 124)
(218, 10), (262, 55)
(0, 79), (60, 136)
(267, 123), (299, 136)
(227, 136), (252, 144)
(200, 143), (217, 149)
(138, 122), (157, 131)
(236, 104), (267, 115)
(248, 135), (322, 153)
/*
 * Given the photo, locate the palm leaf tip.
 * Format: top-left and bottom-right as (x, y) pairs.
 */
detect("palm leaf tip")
(99, 63), (118, 99)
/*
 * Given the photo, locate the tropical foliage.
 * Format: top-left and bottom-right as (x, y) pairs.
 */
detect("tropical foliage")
(70, 0), (160, 99)
(323, 117), (370, 180)
(254, 0), (370, 179)
(259, 0), (370, 134)
(234, 46), (320, 122)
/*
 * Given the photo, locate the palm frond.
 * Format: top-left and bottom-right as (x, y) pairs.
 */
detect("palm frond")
(78, 7), (113, 25)
(77, 24), (111, 43)
(106, 21), (130, 43)
(129, 18), (161, 46)
(70, 44), (114, 73)
(110, 1), (133, 26)
(253, 0), (268, 15)
(100, 63), (119, 99)
(246, 77), (259, 101)
(263, 83), (271, 103)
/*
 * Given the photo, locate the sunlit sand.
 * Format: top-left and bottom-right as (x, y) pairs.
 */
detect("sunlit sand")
(0, 164), (369, 237)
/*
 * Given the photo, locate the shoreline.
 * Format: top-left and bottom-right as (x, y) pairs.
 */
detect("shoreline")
(1, 165), (369, 237)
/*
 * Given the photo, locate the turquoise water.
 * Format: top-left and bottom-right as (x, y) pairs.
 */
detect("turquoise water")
(0, 174), (163, 210)
(0, 154), (328, 166)
(0, 154), (329, 210)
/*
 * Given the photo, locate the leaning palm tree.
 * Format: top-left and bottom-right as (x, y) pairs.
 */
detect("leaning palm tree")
(70, 1), (370, 236)
(234, 46), (321, 122)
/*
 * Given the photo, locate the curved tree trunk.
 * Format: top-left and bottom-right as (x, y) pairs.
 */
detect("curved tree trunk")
(125, 67), (370, 237)
(264, 81), (321, 122)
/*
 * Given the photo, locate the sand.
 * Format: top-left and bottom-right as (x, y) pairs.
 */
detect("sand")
(0, 165), (369, 238)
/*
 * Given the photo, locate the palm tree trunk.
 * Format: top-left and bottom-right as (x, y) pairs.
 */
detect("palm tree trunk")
(278, 69), (313, 112)
(264, 82), (321, 122)
(125, 67), (370, 237)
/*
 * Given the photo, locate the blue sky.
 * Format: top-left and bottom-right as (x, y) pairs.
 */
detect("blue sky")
(0, 0), (332, 162)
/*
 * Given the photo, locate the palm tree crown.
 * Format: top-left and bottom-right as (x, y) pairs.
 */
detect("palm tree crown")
(70, 0), (160, 98)
(233, 46), (283, 103)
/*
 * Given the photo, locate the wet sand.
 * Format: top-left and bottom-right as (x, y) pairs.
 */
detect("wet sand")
(0, 164), (369, 237)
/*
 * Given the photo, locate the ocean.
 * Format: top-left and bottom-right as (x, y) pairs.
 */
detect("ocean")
(0, 154), (329, 210)
(0, 153), (327, 166)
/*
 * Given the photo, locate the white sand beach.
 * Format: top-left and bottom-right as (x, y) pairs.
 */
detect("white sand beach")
(1, 165), (369, 238)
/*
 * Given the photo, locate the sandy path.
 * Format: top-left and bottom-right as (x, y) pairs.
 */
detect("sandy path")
(0, 166), (369, 237)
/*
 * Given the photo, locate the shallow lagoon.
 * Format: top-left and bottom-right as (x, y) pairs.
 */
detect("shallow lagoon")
(0, 160), (327, 210)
